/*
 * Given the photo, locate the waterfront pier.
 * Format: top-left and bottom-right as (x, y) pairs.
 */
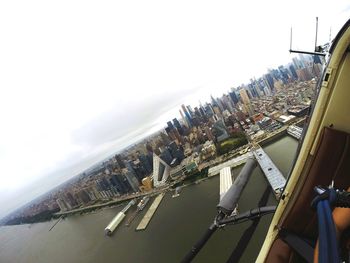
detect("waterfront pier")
(136, 193), (165, 231)
(48, 215), (64, 231)
(208, 152), (252, 177)
(219, 167), (233, 200)
(252, 146), (286, 199)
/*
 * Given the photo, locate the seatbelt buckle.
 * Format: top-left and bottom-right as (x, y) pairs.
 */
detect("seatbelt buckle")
(311, 186), (330, 209)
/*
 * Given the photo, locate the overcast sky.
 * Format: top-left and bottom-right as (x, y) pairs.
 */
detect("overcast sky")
(0, 0), (349, 218)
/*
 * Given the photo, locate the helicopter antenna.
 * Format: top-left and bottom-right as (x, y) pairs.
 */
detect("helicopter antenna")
(290, 27), (293, 51)
(314, 17), (319, 52)
(289, 18), (325, 57)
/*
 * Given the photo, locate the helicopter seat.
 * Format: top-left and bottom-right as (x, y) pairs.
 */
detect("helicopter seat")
(266, 127), (350, 262)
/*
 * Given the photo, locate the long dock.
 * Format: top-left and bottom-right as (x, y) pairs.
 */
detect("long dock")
(252, 146), (286, 199)
(219, 167), (233, 200)
(136, 193), (165, 231)
(48, 215), (64, 231)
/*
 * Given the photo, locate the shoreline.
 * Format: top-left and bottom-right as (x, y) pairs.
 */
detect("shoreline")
(3, 132), (295, 227)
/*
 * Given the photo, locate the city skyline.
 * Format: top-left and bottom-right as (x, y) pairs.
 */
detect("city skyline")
(2, 52), (320, 222)
(1, 0), (350, 219)
(0, 53), (333, 220)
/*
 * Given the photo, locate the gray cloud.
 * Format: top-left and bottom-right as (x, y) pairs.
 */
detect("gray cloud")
(0, 87), (203, 219)
(71, 88), (199, 148)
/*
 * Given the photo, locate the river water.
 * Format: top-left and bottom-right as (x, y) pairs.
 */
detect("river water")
(0, 136), (298, 263)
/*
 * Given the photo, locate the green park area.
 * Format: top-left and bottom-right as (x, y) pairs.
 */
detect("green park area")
(216, 134), (248, 155)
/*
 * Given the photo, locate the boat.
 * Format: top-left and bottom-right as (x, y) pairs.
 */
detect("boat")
(125, 196), (151, 226)
(172, 186), (182, 198)
(238, 147), (249, 155)
(137, 196), (150, 211)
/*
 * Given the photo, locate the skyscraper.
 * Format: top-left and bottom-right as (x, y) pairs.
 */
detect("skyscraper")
(204, 103), (214, 117)
(165, 127), (176, 141)
(173, 118), (181, 129)
(229, 90), (239, 104)
(123, 168), (140, 193)
(168, 141), (184, 163)
(289, 64), (298, 80)
(159, 147), (173, 165)
(292, 57), (303, 70)
(264, 74), (274, 91)
(160, 132), (171, 146)
(199, 105), (206, 117)
(167, 121), (175, 131)
(186, 105), (194, 117)
(173, 118), (184, 135)
(139, 153), (152, 174)
(212, 119), (230, 142)
(181, 104), (192, 127)
(113, 173), (132, 194)
(216, 98), (225, 112)
(179, 110), (190, 128)
(247, 82), (259, 98)
(278, 65), (290, 83)
(110, 174), (126, 194)
(210, 95), (218, 107)
(239, 89), (250, 105)
(114, 154), (126, 169)
(194, 107), (202, 119)
(213, 106), (223, 119)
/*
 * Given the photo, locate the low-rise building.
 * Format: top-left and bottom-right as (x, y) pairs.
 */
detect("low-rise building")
(276, 114), (296, 125)
(200, 140), (216, 161)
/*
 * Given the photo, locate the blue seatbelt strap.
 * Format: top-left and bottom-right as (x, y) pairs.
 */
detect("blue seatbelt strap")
(313, 188), (340, 263)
